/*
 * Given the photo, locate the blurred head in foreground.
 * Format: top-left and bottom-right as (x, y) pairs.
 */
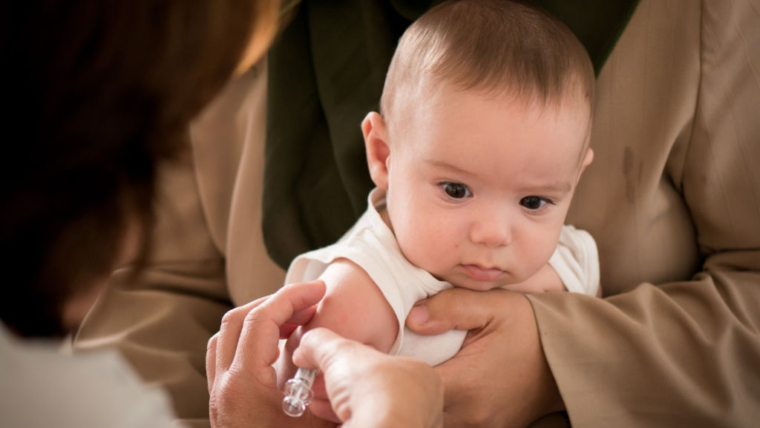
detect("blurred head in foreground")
(0, 0), (280, 337)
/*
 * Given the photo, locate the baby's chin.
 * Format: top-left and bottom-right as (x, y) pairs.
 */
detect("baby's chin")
(439, 271), (515, 292)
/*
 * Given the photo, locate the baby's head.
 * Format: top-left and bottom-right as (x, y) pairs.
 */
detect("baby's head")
(361, 0), (595, 290)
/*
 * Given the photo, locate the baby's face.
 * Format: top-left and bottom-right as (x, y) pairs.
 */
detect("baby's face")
(383, 85), (591, 290)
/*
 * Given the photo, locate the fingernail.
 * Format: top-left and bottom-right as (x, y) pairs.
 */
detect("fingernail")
(408, 305), (429, 326)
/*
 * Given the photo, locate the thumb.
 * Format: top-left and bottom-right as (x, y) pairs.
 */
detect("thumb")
(406, 288), (514, 335)
(292, 328), (360, 424)
(292, 328), (350, 372)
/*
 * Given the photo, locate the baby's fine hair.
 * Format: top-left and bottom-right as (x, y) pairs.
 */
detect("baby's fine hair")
(380, 0), (595, 122)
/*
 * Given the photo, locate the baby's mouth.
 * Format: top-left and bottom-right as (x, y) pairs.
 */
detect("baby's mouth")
(460, 264), (505, 282)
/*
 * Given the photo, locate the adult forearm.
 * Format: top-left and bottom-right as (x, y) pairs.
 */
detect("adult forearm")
(76, 264), (231, 420)
(529, 265), (760, 427)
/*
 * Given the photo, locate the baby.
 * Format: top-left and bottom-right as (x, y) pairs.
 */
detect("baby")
(277, 0), (599, 415)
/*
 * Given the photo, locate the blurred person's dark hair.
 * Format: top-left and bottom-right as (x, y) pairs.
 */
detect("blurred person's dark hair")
(0, 0), (274, 337)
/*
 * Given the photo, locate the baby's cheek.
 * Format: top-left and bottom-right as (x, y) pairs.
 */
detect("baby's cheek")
(396, 231), (427, 266)
(404, 222), (457, 271)
(526, 233), (560, 273)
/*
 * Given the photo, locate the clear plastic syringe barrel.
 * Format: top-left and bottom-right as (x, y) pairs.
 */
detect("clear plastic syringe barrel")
(282, 367), (317, 417)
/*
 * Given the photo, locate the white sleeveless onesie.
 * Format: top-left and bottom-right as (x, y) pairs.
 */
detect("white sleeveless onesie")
(285, 188), (599, 366)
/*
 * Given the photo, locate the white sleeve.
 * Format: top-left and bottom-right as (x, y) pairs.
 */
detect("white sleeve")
(547, 225), (600, 297)
(0, 329), (182, 428)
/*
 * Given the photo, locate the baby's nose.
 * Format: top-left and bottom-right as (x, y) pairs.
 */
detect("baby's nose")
(468, 211), (511, 247)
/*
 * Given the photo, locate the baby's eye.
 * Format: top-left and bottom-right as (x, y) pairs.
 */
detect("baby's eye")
(520, 196), (550, 210)
(442, 182), (471, 199)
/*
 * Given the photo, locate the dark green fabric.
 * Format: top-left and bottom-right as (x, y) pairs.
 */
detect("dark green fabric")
(532, 1), (640, 75)
(263, 0), (640, 269)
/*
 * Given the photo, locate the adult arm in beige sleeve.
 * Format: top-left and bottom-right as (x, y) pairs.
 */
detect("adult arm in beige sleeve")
(527, 1), (760, 426)
(74, 150), (231, 426)
(75, 63), (284, 428)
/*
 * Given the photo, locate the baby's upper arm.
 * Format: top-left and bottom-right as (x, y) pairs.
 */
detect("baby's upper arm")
(306, 258), (398, 353)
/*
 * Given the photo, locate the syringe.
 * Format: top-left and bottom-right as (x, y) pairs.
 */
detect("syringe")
(282, 367), (317, 417)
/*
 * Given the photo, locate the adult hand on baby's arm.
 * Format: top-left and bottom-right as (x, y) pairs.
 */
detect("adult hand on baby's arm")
(205, 280), (335, 428)
(406, 288), (564, 428)
(295, 328), (444, 428)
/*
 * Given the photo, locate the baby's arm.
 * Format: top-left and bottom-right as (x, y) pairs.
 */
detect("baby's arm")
(276, 258), (398, 395)
(302, 258), (398, 351)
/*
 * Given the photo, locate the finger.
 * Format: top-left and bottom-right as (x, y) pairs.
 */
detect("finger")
(235, 280), (326, 369)
(406, 288), (514, 334)
(280, 303), (319, 335)
(292, 327), (347, 370)
(308, 398), (342, 424)
(307, 372), (328, 402)
(206, 333), (218, 392)
(294, 328), (354, 423)
(433, 356), (468, 414)
(216, 294), (271, 375)
(280, 323), (298, 339)
(279, 303), (319, 339)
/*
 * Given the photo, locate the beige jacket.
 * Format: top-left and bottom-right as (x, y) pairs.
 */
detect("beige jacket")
(76, 0), (760, 426)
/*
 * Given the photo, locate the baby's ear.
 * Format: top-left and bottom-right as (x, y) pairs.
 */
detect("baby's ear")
(362, 112), (391, 190)
(578, 148), (594, 179)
